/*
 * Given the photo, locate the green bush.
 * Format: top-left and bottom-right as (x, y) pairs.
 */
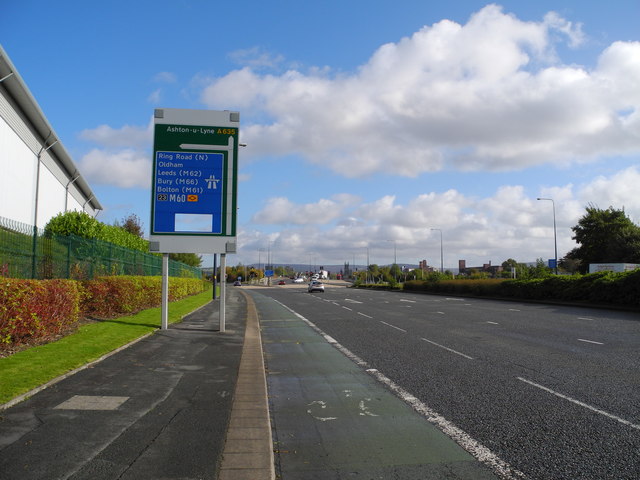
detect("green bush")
(45, 211), (148, 253)
(396, 271), (640, 307)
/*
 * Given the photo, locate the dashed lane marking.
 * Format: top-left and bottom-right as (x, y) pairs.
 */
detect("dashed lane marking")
(517, 377), (640, 431)
(578, 338), (604, 345)
(380, 321), (407, 333)
(421, 338), (474, 360)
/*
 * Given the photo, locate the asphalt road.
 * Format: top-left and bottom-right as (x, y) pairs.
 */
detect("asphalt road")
(259, 283), (640, 480)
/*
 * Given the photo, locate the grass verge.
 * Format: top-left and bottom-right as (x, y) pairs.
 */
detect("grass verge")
(0, 288), (214, 406)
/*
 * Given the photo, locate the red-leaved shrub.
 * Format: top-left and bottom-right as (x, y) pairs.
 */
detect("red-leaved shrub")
(0, 279), (81, 345)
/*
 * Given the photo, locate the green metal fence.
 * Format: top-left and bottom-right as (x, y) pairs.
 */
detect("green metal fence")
(0, 216), (201, 280)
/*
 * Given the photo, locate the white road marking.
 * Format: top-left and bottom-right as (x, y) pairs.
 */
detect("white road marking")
(344, 298), (363, 304)
(508, 309), (521, 312)
(358, 312), (373, 319)
(342, 306), (353, 311)
(517, 377), (640, 431)
(578, 317), (595, 321)
(358, 399), (379, 417)
(271, 299), (524, 479)
(380, 321), (407, 333)
(578, 338), (604, 345)
(307, 400), (337, 422)
(400, 299), (416, 303)
(487, 321), (499, 325)
(421, 338), (474, 360)
(367, 371), (525, 479)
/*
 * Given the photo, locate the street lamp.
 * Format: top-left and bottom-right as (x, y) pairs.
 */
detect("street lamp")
(386, 240), (398, 282)
(366, 246), (370, 284)
(537, 197), (558, 274)
(431, 228), (443, 273)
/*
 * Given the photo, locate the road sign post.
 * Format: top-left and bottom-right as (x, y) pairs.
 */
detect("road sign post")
(149, 109), (239, 330)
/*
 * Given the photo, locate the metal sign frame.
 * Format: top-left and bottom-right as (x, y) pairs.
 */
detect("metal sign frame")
(149, 108), (239, 254)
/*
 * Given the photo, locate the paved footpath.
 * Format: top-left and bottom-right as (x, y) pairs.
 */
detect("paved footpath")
(0, 288), (274, 480)
(247, 289), (501, 480)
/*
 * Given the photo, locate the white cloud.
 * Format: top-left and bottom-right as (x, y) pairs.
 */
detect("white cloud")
(251, 195), (358, 225)
(229, 47), (285, 69)
(153, 71), (177, 83)
(79, 120), (152, 148)
(79, 148), (150, 188)
(578, 166), (640, 223)
(240, 165), (640, 267)
(200, 5), (640, 177)
(147, 88), (162, 104)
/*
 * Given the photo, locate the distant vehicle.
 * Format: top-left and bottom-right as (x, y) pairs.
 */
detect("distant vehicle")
(308, 280), (325, 293)
(233, 280), (241, 286)
(278, 280), (286, 285)
(311, 274), (319, 280)
(293, 277), (304, 283)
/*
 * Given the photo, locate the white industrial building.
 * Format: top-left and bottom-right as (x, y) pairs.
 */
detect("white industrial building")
(0, 45), (101, 229)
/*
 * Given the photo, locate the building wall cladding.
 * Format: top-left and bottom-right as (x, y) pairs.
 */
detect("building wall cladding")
(0, 46), (99, 228)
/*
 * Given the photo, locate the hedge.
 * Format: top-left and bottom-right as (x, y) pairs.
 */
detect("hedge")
(1, 276), (209, 347)
(402, 270), (640, 308)
(0, 279), (81, 346)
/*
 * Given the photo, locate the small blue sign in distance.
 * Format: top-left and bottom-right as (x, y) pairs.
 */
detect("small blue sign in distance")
(153, 150), (224, 234)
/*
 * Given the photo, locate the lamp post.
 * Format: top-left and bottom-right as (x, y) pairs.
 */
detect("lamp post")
(430, 229), (443, 273)
(537, 197), (558, 274)
(386, 240), (397, 282)
(366, 246), (370, 284)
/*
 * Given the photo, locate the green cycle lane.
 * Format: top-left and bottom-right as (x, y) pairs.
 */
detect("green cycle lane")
(247, 290), (502, 480)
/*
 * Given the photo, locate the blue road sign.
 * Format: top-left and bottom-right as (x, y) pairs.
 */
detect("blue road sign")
(148, 109), (239, 254)
(152, 150), (224, 234)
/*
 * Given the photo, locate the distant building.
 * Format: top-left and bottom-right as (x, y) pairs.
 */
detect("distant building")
(0, 45), (101, 229)
(588, 263), (639, 273)
(343, 261), (352, 277)
(458, 259), (503, 276)
(419, 259), (434, 272)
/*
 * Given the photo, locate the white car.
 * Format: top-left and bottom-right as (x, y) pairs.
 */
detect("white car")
(308, 280), (325, 293)
(293, 277), (304, 283)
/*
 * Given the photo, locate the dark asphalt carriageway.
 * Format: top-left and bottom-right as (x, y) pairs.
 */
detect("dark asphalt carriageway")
(249, 288), (502, 479)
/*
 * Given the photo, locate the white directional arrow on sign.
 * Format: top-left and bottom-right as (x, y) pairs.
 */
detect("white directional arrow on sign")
(180, 136), (234, 151)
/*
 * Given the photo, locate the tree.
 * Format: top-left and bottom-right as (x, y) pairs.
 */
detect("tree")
(502, 258), (518, 269)
(565, 205), (640, 273)
(169, 252), (202, 268)
(117, 213), (144, 238)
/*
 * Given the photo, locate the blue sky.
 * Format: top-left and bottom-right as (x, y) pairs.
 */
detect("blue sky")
(3, 0), (640, 269)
